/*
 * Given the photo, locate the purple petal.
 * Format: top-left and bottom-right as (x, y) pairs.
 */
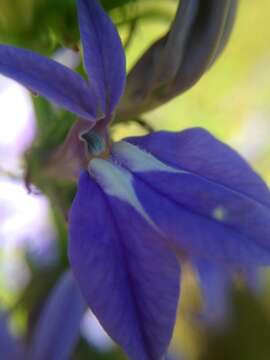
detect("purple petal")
(29, 271), (86, 360)
(166, 353), (186, 360)
(241, 267), (262, 293)
(195, 260), (261, 327)
(111, 131), (270, 266)
(194, 259), (232, 327)
(0, 45), (99, 121)
(125, 128), (270, 206)
(0, 312), (24, 359)
(69, 170), (180, 360)
(77, 0), (126, 115)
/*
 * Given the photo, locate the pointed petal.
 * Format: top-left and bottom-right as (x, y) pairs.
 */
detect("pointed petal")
(111, 131), (270, 266)
(241, 267), (262, 293)
(0, 312), (25, 360)
(194, 259), (232, 327)
(29, 271), (86, 360)
(195, 260), (261, 327)
(77, 0), (126, 115)
(124, 128), (270, 206)
(0, 45), (99, 121)
(69, 169), (180, 360)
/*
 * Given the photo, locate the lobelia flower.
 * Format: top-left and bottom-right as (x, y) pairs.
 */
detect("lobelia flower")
(1, 0), (270, 359)
(0, 311), (25, 360)
(0, 271), (85, 360)
(29, 271), (86, 360)
(195, 260), (261, 328)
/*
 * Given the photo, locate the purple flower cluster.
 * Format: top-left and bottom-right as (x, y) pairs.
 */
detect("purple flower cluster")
(0, 1), (270, 359)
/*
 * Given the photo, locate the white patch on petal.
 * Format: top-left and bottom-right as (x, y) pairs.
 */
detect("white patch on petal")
(112, 141), (186, 174)
(89, 158), (161, 232)
(212, 206), (227, 222)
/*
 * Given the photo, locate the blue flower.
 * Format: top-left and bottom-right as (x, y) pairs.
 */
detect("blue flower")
(29, 271), (86, 360)
(0, 271), (86, 360)
(0, 311), (25, 359)
(1, 0), (270, 359)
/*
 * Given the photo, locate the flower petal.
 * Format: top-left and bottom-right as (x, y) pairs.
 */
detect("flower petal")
(195, 260), (261, 327)
(77, 0), (126, 115)
(0, 312), (24, 359)
(29, 271), (86, 360)
(111, 131), (270, 266)
(194, 259), (232, 327)
(0, 45), (99, 121)
(69, 169), (180, 360)
(124, 128), (270, 206)
(241, 267), (262, 293)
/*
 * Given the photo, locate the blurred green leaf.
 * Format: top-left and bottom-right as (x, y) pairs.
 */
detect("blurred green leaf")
(201, 289), (270, 360)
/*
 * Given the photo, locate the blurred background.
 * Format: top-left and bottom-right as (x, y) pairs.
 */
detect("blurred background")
(0, 0), (270, 359)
